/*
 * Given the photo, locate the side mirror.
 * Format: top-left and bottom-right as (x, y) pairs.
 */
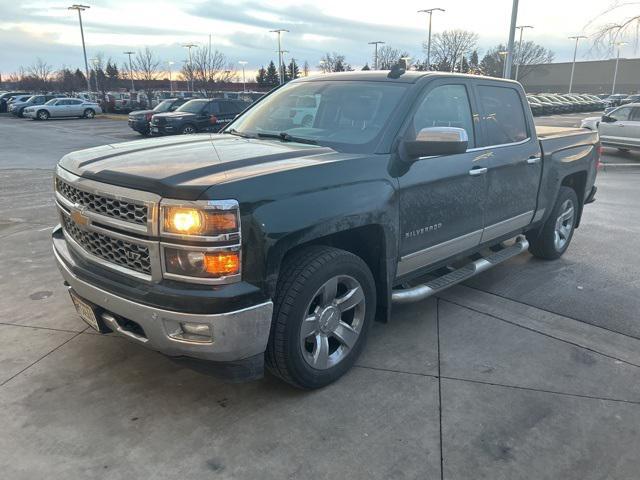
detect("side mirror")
(601, 114), (616, 123)
(404, 127), (469, 158)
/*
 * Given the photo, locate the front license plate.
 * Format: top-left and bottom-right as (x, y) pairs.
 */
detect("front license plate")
(151, 127), (159, 133)
(69, 291), (100, 331)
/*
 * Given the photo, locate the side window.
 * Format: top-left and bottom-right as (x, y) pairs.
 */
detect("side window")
(207, 102), (220, 115)
(631, 108), (640, 121)
(413, 84), (475, 148)
(57, 100), (68, 105)
(610, 107), (632, 121)
(477, 86), (529, 146)
(71, 99), (83, 105)
(218, 101), (236, 115)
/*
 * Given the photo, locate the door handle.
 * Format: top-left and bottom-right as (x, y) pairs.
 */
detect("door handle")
(527, 156), (541, 165)
(469, 167), (488, 176)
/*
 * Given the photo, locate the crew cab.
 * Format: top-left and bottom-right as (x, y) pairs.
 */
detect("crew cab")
(149, 98), (249, 135)
(52, 71), (599, 389)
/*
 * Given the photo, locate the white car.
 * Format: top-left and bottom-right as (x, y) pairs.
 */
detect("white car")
(581, 103), (640, 151)
(23, 98), (102, 120)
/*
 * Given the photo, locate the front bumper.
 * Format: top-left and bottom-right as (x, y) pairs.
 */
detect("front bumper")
(53, 225), (273, 363)
(128, 119), (149, 133)
(149, 123), (176, 135)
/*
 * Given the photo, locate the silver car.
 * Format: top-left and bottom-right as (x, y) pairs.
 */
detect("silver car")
(23, 98), (102, 120)
(581, 103), (640, 151)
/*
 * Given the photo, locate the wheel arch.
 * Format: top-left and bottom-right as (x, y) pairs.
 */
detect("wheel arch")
(561, 170), (587, 227)
(268, 223), (396, 324)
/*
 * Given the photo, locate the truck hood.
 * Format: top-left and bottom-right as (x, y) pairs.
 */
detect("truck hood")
(58, 134), (339, 200)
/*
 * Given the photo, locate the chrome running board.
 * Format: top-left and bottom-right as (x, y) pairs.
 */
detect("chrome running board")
(391, 236), (529, 304)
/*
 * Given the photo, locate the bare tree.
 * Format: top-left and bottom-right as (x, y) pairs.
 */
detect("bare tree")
(319, 52), (352, 73)
(376, 46), (400, 70)
(27, 58), (53, 89)
(480, 42), (554, 79)
(427, 29), (479, 71)
(133, 47), (161, 82)
(185, 46), (236, 97)
(587, 1), (640, 54)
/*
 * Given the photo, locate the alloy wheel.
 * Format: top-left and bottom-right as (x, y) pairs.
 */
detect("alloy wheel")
(554, 199), (575, 251)
(299, 275), (366, 370)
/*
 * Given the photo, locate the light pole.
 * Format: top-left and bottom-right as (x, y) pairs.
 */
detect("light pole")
(568, 36), (587, 93)
(238, 61), (247, 92)
(612, 42), (627, 95)
(90, 58), (100, 94)
(182, 43), (197, 92)
(514, 25), (533, 81)
(68, 4), (91, 92)
(270, 29), (289, 84)
(503, 0), (520, 79)
(167, 61), (174, 94)
(368, 41), (385, 70)
(418, 8), (445, 70)
(124, 51), (135, 92)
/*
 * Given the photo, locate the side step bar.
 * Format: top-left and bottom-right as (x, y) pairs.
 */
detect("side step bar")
(391, 236), (529, 304)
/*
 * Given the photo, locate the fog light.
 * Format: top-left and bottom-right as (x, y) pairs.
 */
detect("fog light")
(167, 322), (213, 343)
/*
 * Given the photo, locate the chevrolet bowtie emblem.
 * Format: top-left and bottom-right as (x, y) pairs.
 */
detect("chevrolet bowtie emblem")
(70, 205), (89, 226)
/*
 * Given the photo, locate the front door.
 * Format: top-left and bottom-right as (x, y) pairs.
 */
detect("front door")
(397, 81), (487, 277)
(475, 83), (542, 242)
(599, 106), (640, 147)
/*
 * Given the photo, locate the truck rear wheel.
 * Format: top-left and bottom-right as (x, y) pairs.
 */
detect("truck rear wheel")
(527, 186), (578, 260)
(266, 246), (376, 389)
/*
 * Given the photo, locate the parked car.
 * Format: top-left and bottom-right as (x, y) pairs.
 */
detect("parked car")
(561, 94), (590, 112)
(128, 98), (189, 135)
(620, 94), (640, 105)
(532, 94), (564, 114)
(52, 71), (599, 388)
(526, 96), (546, 116)
(603, 94), (628, 108)
(581, 103), (640, 152)
(6, 95), (33, 114)
(149, 98), (250, 135)
(10, 94), (67, 117)
(23, 98), (102, 120)
(0, 91), (30, 113)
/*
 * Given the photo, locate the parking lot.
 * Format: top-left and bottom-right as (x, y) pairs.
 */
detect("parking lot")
(1, 113), (640, 479)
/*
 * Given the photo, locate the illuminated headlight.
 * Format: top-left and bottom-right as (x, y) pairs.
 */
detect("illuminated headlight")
(164, 247), (240, 279)
(161, 203), (238, 238)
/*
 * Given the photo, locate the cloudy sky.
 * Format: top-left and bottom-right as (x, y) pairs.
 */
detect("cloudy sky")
(0, 0), (637, 77)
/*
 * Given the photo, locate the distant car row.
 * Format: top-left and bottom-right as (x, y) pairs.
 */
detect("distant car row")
(1, 91), (102, 119)
(128, 97), (251, 136)
(527, 93), (606, 116)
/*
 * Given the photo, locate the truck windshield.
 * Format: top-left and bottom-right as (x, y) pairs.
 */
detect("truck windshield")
(153, 100), (175, 112)
(228, 81), (408, 151)
(177, 100), (208, 113)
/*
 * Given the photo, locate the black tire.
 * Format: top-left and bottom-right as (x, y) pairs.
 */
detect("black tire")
(17, 108), (25, 118)
(266, 246), (376, 389)
(181, 124), (197, 134)
(83, 108), (95, 119)
(527, 186), (579, 260)
(36, 109), (49, 121)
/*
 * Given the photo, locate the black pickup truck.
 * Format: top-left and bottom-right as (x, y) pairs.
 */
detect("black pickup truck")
(52, 70), (599, 389)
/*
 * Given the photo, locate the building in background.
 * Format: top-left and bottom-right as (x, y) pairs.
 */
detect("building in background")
(520, 58), (640, 94)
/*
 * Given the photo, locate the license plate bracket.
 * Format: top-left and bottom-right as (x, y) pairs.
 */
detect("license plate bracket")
(69, 290), (107, 333)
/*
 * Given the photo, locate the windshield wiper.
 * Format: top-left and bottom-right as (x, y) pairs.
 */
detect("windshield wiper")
(226, 128), (255, 139)
(256, 132), (317, 145)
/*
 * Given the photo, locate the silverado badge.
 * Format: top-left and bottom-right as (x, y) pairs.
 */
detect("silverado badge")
(70, 205), (89, 227)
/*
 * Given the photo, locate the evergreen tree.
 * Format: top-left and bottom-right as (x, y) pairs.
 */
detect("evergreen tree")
(361, 63), (371, 71)
(265, 61), (279, 87)
(287, 59), (300, 80)
(256, 66), (267, 86)
(74, 68), (86, 90)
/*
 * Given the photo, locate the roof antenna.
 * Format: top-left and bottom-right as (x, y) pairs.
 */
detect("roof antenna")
(387, 63), (406, 79)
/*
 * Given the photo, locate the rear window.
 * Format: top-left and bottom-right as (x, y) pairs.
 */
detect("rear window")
(477, 85), (529, 146)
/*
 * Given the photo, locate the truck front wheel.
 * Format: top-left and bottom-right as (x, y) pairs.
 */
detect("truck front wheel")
(266, 246), (376, 389)
(527, 186), (579, 260)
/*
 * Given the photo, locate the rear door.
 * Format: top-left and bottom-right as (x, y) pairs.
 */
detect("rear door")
(397, 80), (487, 277)
(474, 83), (542, 242)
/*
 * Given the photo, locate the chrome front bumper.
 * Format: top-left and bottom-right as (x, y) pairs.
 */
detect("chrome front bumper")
(53, 232), (273, 363)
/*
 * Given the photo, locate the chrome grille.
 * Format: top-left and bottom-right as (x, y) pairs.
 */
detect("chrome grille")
(56, 178), (148, 226)
(61, 212), (151, 275)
